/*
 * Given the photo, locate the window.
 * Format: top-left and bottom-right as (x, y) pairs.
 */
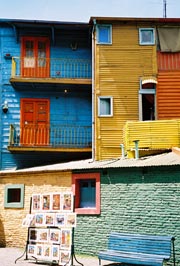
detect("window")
(98, 97), (113, 117)
(72, 173), (100, 215)
(139, 28), (155, 45)
(21, 37), (50, 78)
(4, 184), (25, 208)
(97, 25), (112, 44)
(139, 79), (156, 121)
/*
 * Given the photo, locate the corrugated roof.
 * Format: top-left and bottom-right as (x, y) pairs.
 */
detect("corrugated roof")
(1, 151), (180, 175)
(89, 17), (180, 24)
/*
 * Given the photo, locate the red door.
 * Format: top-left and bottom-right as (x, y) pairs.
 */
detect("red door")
(21, 37), (50, 78)
(20, 99), (50, 146)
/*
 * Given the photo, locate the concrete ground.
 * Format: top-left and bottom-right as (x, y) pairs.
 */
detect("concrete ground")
(0, 247), (118, 266)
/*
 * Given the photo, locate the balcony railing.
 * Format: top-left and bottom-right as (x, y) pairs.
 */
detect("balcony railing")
(9, 124), (92, 149)
(11, 57), (92, 79)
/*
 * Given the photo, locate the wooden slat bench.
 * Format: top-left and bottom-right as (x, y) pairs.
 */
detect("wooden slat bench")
(98, 232), (175, 266)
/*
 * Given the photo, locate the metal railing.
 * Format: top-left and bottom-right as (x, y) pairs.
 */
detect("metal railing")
(9, 124), (92, 148)
(11, 57), (92, 79)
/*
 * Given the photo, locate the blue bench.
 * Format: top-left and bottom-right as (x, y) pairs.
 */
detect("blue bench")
(98, 232), (175, 266)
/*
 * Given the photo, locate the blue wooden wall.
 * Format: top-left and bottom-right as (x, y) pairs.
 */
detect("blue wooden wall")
(0, 23), (92, 170)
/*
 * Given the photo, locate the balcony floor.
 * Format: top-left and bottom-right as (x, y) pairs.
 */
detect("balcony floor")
(10, 77), (92, 90)
(8, 145), (92, 153)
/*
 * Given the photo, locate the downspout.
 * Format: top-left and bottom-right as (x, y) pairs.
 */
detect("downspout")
(92, 19), (96, 161)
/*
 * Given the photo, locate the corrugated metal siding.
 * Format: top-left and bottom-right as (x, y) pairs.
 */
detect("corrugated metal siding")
(95, 24), (157, 160)
(0, 24), (92, 170)
(124, 120), (180, 157)
(158, 51), (180, 71)
(157, 71), (180, 119)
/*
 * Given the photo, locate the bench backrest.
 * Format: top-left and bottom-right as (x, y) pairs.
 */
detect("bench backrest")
(108, 233), (173, 258)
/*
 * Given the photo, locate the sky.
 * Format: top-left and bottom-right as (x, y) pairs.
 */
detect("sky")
(0, 0), (179, 22)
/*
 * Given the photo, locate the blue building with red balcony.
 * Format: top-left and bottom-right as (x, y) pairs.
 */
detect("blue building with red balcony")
(0, 19), (92, 170)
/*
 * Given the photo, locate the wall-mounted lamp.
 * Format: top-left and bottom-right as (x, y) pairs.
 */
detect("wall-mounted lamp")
(4, 53), (12, 59)
(2, 101), (8, 113)
(70, 42), (78, 51)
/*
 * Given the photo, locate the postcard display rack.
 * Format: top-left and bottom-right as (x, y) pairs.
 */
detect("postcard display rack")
(18, 192), (83, 266)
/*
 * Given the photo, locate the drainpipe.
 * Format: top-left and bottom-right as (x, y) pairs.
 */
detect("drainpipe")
(120, 144), (125, 159)
(133, 140), (140, 159)
(91, 19), (96, 160)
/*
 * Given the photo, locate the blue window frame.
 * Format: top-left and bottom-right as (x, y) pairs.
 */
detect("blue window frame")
(139, 28), (155, 45)
(97, 25), (112, 44)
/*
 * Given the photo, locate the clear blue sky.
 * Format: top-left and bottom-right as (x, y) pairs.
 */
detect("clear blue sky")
(0, 0), (179, 22)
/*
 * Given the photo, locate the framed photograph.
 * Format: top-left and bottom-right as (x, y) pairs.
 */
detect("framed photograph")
(52, 193), (61, 211)
(36, 244), (43, 258)
(29, 228), (38, 242)
(35, 213), (44, 227)
(38, 229), (49, 243)
(55, 213), (65, 227)
(42, 194), (51, 211)
(61, 229), (71, 249)
(49, 229), (61, 244)
(43, 244), (52, 261)
(66, 213), (77, 227)
(52, 245), (60, 261)
(44, 213), (55, 226)
(27, 244), (36, 257)
(60, 250), (71, 265)
(32, 194), (41, 212)
(62, 192), (73, 212)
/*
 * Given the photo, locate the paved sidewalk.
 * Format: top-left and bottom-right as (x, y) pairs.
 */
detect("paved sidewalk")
(0, 247), (116, 266)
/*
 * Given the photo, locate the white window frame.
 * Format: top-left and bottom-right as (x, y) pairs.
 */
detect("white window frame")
(97, 24), (112, 45)
(139, 80), (156, 121)
(139, 28), (155, 45)
(98, 96), (113, 117)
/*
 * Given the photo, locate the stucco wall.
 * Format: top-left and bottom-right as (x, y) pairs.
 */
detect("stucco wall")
(0, 170), (72, 247)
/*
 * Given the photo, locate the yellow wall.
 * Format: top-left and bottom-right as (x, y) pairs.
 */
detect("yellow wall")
(0, 171), (71, 247)
(124, 119), (180, 158)
(94, 22), (157, 160)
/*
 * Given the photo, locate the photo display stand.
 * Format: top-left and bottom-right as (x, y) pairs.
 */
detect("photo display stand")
(15, 192), (83, 266)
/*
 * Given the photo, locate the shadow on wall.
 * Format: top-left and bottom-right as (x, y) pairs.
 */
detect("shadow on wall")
(0, 215), (6, 247)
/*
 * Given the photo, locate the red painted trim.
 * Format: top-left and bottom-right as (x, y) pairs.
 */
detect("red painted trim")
(72, 172), (101, 215)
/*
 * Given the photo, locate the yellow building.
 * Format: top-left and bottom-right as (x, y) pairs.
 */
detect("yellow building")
(91, 17), (180, 160)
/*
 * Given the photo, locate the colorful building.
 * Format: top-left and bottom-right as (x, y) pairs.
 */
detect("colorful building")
(1, 16), (180, 265)
(1, 149), (180, 265)
(91, 17), (180, 160)
(0, 19), (92, 170)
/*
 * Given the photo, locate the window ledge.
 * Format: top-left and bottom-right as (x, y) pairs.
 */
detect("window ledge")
(75, 207), (100, 215)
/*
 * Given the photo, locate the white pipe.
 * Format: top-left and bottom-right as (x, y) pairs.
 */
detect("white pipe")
(133, 140), (139, 159)
(91, 19), (96, 161)
(120, 144), (125, 159)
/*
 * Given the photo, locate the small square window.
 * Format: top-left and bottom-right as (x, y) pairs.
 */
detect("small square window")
(97, 25), (112, 44)
(79, 179), (96, 208)
(98, 97), (113, 117)
(4, 184), (24, 208)
(72, 173), (100, 215)
(139, 28), (155, 45)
